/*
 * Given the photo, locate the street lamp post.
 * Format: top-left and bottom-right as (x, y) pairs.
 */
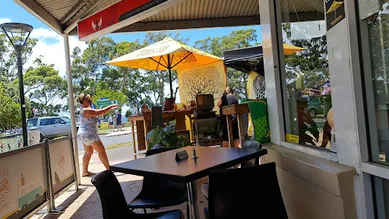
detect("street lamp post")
(0, 22), (33, 146)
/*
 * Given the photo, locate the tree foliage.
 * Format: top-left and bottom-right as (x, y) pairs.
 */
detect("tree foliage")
(282, 24), (329, 89)
(0, 83), (21, 130)
(23, 64), (67, 116)
(0, 34), (37, 128)
(194, 29), (259, 98)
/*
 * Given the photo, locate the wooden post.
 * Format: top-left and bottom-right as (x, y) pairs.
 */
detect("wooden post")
(226, 115), (234, 148)
(237, 114), (245, 148)
(143, 120), (148, 152)
(175, 115), (186, 131)
(131, 121), (137, 159)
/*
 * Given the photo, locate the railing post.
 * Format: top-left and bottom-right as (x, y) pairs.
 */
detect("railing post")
(69, 135), (79, 191)
(44, 139), (55, 212)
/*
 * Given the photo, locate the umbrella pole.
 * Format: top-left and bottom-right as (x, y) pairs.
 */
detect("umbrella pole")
(167, 55), (174, 98)
(168, 68), (173, 98)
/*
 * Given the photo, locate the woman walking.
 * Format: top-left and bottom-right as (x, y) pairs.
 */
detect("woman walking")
(77, 94), (118, 177)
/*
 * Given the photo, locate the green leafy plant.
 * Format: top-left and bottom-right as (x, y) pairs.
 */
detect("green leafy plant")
(146, 121), (190, 150)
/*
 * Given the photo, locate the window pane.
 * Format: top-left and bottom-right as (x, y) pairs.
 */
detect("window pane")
(364, 1), (389, 164)
(281, 0), (334, 151)
(61, 117), (71, 123)
(27, 118), (38, 127)
(40, 119), (54, 126)
(372, 176), (389, 218)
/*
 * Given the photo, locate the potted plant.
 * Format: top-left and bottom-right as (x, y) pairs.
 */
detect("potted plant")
(146, 121), (190, 150)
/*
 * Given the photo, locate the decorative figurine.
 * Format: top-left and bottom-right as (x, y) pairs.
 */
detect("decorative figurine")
(191, 147), (199, 159)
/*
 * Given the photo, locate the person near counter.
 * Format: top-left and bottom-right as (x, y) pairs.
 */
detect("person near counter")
(218, 86), (240, 148)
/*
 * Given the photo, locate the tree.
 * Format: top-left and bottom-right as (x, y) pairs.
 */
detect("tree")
(0, 33), (37, 84)
(71, 37), (116, 96)
(114, 41), (143, 92)
(282, 24), (329, 89)
(284, 36), (328, 88)
(0, 82), (21, 130)
(93, 89), (127, 107)
(194, 29), (259, 98)
(125, 109), (132, 118)
(23, 64), (67, 116)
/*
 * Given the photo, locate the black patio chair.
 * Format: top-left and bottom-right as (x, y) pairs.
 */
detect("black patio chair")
(201, 140), (262, 200)
(240, 140), (262, 167)
(91, 170), (184, 219)
(204, 162), (288, 219)
(128, 147), (189, 218)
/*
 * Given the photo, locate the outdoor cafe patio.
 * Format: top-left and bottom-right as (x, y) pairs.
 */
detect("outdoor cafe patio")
(1, 0), (363, 219)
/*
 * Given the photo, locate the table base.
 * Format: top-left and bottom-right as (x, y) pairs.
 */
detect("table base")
(187, 181), (200, 219)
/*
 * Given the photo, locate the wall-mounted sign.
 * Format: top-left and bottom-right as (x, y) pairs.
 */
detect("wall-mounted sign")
(325, 0), (345, 30)
(77, 0), (180, 41)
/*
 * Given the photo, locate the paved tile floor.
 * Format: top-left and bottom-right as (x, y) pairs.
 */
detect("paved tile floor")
(31, 150), (208, 219)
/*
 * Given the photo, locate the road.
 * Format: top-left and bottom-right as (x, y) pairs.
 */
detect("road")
(77, 132), (133, 152)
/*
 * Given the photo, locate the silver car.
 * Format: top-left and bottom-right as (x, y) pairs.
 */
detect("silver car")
(27, 116), (79, 141)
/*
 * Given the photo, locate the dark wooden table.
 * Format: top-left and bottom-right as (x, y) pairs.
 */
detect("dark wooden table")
(110, 146), (267, 219)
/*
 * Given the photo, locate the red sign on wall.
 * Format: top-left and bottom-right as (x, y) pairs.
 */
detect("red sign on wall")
(78, 0), (168, 41)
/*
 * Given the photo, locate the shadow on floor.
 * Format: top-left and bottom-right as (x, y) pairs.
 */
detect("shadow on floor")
(70, 177), (209, 219)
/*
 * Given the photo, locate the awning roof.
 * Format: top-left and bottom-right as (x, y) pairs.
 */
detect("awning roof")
(14, 0), (325, 38)
(223, 46), (264, 74)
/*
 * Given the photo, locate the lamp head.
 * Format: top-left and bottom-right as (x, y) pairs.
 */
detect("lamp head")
(0, 22), (33, 50)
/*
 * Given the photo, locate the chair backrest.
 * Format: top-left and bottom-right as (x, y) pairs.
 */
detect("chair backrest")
(146, 147), (175, 156)
(241, 140), (262, 167)
(151, 106), (163, 128)
(91, 170), (133, 219)
(208, 162), (288, 219)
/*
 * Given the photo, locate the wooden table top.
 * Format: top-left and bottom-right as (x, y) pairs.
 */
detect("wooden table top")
(128, 109), (194, 121)
(110, 146), (267, 182)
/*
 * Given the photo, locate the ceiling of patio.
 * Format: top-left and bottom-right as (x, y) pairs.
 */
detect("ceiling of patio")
(14, 0), (325, 36)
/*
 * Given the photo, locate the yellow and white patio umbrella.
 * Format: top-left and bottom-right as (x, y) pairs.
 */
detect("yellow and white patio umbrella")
(283, 43), (305, 55)
(106, 37), (223, 98)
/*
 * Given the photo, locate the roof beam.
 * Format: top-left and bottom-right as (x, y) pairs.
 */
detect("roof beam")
(113, 12), (324, 33)
(14, 0), (62, 34)
(114, 16), (261, 33)
(59, 0), (89, 25)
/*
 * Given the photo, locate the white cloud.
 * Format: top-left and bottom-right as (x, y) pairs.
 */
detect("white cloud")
(27, 27), (88, 77)
(0, 18), (11, 24)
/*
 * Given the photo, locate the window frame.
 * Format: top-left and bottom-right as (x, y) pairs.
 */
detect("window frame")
(273, 0), (338, 160)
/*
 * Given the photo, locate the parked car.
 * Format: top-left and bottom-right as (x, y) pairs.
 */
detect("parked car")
(305, 95), (332, 118)
(27, 116), (79, 141)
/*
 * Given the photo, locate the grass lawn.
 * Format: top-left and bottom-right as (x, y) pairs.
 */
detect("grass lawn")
(106, 142), (133, 150)
(98, 129), (112, 135)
